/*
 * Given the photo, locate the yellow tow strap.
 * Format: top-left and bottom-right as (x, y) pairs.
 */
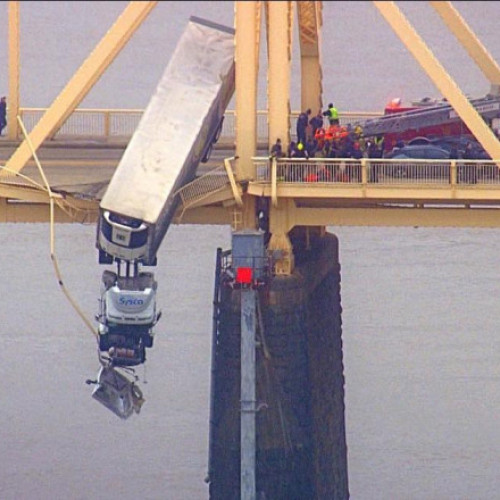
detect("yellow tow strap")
(16, 115), (98, 338)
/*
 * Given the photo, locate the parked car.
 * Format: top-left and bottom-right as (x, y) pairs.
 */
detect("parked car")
(385, 143), (450, 160)
(407, 136), (498, 182)
(384, 144), (450, 178)
(408, 135), (491, 160)
(385, 138), (498, 182)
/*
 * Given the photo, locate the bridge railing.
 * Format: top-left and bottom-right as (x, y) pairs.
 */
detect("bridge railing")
(17, 108), (382, 143)
(252, 157), (500, 186)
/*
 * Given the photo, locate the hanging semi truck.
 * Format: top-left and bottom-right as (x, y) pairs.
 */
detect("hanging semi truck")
(92, 16), (235, 371)
(96, 16), (235, 266)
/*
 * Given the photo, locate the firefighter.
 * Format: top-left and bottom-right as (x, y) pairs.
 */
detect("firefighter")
(296, 109), (311, 145)
(309, 109), (324, 138)
(373, 135), (385, 156)
(294, 141), (309, 159)
(270, 138), (284, 158)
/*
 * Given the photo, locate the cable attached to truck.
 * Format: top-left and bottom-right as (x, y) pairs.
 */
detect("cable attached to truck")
(16, 115), (98, 338)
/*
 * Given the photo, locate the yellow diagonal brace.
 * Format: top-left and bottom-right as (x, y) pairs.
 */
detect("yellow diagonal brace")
(430, 1), (500, 87)
(373, 1), (500, 162)
(223, 157), (243, 207)
(3, 1), (157, 177)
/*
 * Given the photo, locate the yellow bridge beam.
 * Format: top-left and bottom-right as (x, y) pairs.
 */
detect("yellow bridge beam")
(7, 1), (20, 141)
(294, 206), (500, 229)
(266, 0), (293, 150)
(265, 1), (295, 274)
(235, 1), (260, 180)
(430, 1), (500, 93)
(234, 1), (261, 229)
(0, 200), (97, 223)
(373, 1), (500, 163)
(296, 0), (323, 114)
(3, 1), (157, 177)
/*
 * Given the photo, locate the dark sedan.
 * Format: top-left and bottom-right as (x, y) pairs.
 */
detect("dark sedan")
(385, 144), (450, 160)
(408, 135), (491, 160)
(384, 144), (450, 179)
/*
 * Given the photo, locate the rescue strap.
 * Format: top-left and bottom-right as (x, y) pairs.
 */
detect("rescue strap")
(17, 115), (98, 339)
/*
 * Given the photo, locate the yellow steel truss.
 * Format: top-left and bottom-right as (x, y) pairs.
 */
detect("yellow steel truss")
(3, 1), (500, 275)
(373, 1), (500, 162)
(3, 1), (157, 178)
(430, 1), (500, 92)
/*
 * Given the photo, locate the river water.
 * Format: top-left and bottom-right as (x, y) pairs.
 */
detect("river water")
(1, 2), (500, 499)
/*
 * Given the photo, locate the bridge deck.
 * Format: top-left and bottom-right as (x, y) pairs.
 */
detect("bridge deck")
(2, 139), (500, 228)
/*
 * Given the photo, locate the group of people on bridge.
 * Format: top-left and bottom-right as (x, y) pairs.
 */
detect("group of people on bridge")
(270, 102), (385, 164)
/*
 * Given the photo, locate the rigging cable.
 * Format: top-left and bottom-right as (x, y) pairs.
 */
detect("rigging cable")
(16, 115), (98, 338)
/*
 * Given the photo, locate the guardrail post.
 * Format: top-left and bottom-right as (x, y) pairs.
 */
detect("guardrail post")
(271, 157), (278, 207)
(361, 158), (367, 185)
(450, 160), (457, 186)
(104, 111), (111, 140)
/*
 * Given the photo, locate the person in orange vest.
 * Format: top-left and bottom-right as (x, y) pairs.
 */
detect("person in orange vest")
(314, 126), (326, 149)
(338, 126), (349, 140)
(326, 124), (338, 142)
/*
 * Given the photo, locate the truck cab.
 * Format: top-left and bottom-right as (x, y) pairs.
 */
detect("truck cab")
(97, 268), (161, 367)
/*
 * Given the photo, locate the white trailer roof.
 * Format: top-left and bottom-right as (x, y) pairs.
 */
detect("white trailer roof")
(100, 17), (235, 224)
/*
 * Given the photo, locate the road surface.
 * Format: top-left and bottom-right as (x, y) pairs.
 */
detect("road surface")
(0, 138), (254, 200)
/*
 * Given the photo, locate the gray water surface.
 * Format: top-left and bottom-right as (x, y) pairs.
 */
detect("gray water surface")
(2, 224), (500, 499)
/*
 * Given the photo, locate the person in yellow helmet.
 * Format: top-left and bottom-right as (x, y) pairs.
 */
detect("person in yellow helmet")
(294, 141), (309, 159)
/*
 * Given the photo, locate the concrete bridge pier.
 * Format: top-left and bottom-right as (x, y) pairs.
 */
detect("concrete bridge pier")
(209, 230), (349, 499)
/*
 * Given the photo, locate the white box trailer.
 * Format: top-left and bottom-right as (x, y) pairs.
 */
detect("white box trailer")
(97, 16), (235, 265)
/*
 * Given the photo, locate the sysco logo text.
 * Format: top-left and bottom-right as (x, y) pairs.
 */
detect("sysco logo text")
(119, 296), (144, 306)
